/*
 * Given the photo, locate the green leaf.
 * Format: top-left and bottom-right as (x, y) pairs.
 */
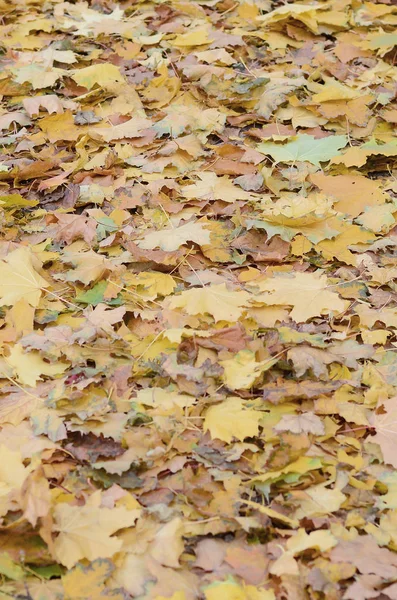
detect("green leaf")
(368, 33), (397, 50)
(0, 194), (38, 208)
(29, 564), (64, 579)
(246, 217), (340, 243)
(257, 134), (348, 165)
(75, 281), (122, 306)
(0, 553), (24, 581)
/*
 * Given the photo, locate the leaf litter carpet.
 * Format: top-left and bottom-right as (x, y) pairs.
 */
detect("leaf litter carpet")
(0, 0), (396, 598)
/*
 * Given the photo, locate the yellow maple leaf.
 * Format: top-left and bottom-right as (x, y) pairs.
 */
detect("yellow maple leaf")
(62, 558), (115, 600)
(150, 517), (184, 568)
(204, 397), (262, 443)
(309, 76), (359, 102)
(0, 445), (29, 493)
(253, 271), (347, 322)
(0, 388), (41, 426)
(38, 111), (85, 143)
(5, 344), (68, 387)
(204, 580), (275, 600)
(23, 94), (64, 116)
(155, 593), (188, 600)
(137, 221), (211, 252)
(316, 224), (375, 265)
(357, 203), (396, 233)
(92, 117), (151, 142)
(71, 64), (125, 90)
(311, 173), (386, 217)
(125, 271), (176, 298)
(251, 193), (340, 244)
(140, 63), (180, 108)
(136, 388), (196, 410)
(168, 283), (250, 323)
(270, 528), (337, 576)
(371, 398), (397, 469)
(257, 3), (319, 30)
(292, 483), (346, 519)
(0, 445), (30, 517)
(53, 494), (141, 569)
(0, 247), (49, 308)
(12, 64), (66, 89)
(181, 172), (256, 202)
(220, 350), (277, 390)
(173, 28), (213, 47)
(60, 250), (110, 285)
(250, 456), (322, 484)
(20, 467), (51, 527)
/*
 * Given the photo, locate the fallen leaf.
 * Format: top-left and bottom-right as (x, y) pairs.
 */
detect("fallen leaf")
(204, 397), (262, 443)
(253, 271), (347, 322)
(5, 344), (68, 387)
(274, 412), (325, 435)
(0, 247), (49, 308)
(71, 64), (125, 89)
(257, 135), (348, 165)
(371, 398), (397, 469)
(168, 283), (250, 323)
(137, 222), (211, 251)
(53, 495), (141, 568)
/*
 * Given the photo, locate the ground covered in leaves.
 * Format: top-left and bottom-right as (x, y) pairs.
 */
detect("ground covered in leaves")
(0, 0), (397, 598)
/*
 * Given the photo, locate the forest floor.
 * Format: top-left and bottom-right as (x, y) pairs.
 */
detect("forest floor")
(0, 0), (396, 598)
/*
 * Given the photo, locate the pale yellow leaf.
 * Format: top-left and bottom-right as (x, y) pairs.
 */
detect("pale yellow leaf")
(0, 247), (49, 308)
(137, 222), (210, 252)
(204, 397), (262, 443)
(253, 271), (347, 322)
(168, 283), (250, 323)
(53, 499), (140, 569)
(204, 580), (275, 600)
(173, 29), (213, 47)
(71, 64), (125, 89)
(150, 518), (184, 568)
(274, 412), (325, 435)
(5, 344), (68, 387)
(220, 350), (277, 390)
